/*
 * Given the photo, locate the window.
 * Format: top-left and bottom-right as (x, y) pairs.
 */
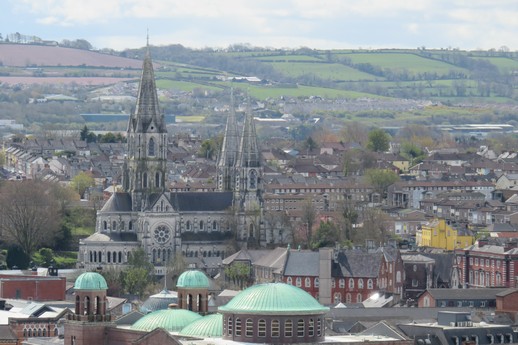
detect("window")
(287, 277), (292, 285)
(315, 277), (319, 287)
(245, 319), (253, 337)
(213, 220), (217, 230)
(234, 317), (242, 336)
(129, 221), (133, 230)
(358, 279), (364, 289)
(296, 277), (302, 287)
(297, 319), (305, 337)
(227, 317), (233, 336)
(396, 271), (401, 283)
(186, 221), (191, 230)
(305, 277), (311, 288)
(346, 293), (352, 303)
(332, 278), (336, 288)
(356, 293), (362, 303)
(308, 318), (314, 337)
(258, 319), (266, 337)
(199, 220), (204, 230)
(367, 279), (373, 289)
(103, 221), (107, 230)
(412, 279), (418, 287)
(469, 257), (473, 265)
(348, 278), (354, 289)
(285, 320), (293, 337)
(339, 278), (345, 288)
(148, 137), (155, 156)
(317, 318), (322, 337)
(271, 320), (280, 337)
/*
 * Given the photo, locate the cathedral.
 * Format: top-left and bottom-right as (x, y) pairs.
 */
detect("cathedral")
(78, 45), (263, 273)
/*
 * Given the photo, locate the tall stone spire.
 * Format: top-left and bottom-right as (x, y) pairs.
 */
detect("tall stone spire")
(217, 88), (239, 191)
(123, 38), (168, 211)
(235, 97), (262, 203)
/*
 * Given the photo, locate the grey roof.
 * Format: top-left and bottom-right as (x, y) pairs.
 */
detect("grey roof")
(82, 232), (138, 242)
(222, 249), (271, 265)
(283, 251), (319, 276)
(333, 251), (383, 278)
(101, 192), (132, 212)
(172, 192), (233, 211)
(359, 321), (408, 340)
(495, 288), (518, 297)
(114, 310), (145, 325)
(402, 254), (436, 264)
(423, 288), (508, 300)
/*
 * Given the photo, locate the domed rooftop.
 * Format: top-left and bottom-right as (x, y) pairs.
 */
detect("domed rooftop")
(179, 313), (223, 338)
(218, 283), (329, 315)
(131, 308), (201, 332)
(74, 272), (108, 291)
(140, 289), (178, 313)
(177, 270), (209, 289)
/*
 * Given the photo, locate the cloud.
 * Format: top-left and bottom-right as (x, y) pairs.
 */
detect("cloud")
(10, 0), (518, 50)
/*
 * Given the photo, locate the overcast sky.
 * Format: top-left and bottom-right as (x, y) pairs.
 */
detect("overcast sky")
(2, 0), (517, 51)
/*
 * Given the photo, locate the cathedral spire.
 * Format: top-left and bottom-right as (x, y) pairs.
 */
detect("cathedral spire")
(237, 96), (260, 169)
(217, 88), (239, 191)
(123, 36), (168, 210)
(129, 37), (165, 134)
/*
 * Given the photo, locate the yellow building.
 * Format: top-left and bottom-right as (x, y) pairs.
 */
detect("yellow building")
(419, 218), (474, 250)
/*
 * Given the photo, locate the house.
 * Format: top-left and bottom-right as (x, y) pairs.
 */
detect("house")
(417, 288), (507, 308)
(0, 274), (66, 301)
(418, 218), (474, 251)
(398, 311), (518, 345)
(402, 254), (435, 301)
(454, 240), (518, 288)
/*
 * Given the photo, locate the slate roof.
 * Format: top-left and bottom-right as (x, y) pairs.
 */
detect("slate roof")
(423, 288), (508, 300)
(172, 192), (233, 211)
(359, 321), (408, 340)
(283, 251), (319, 276)
(222, 249), (271, 265)
(101, 192), (132, 212)
(333, 251), (383, 278)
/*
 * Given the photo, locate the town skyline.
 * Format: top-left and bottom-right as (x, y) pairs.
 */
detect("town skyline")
(2, 0), (517, 51)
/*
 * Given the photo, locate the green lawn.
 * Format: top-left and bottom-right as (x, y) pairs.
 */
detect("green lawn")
(176, 115), (205, 122)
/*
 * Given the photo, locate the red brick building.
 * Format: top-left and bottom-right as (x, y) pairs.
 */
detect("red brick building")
(281, 246), (404, 305)
(0, 274), (66, 301)
(454, 240), (518, 288)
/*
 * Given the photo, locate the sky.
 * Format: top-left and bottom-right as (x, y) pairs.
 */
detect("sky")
(1, 0), (517, 51)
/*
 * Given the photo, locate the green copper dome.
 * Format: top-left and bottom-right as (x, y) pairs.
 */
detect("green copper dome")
(131, 309), (202, 332)
(177, 270), (209, 289)
(179, 313), (223, 338)
(218, 283), (329, 315)
(74, 272), (108, 291)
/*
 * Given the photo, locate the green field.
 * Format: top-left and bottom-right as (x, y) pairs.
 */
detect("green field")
(234, 84), (384, 100)
(477, 57), (518, 73)
(156, 79), (224, 92)
(253, 54), (324, 62)
(176, 115), (205, 122)
(269, 61), (380, 81)
(339, 53), (468, 75)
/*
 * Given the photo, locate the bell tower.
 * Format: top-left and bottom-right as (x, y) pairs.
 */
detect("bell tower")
(123, 38), (168, 211)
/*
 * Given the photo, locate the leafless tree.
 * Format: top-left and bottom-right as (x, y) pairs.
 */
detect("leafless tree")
(0, 180), (61, 257)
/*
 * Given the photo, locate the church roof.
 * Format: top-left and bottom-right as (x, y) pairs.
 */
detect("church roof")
(179, 313), (223, 338)
(101, 192), (132, 212)
(82, 232), (138, 242)
(172, 192), (233, 211)
(218, 283), (329, 315)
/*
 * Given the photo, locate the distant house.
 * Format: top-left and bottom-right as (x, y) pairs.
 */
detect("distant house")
(417, 288), (507, 308)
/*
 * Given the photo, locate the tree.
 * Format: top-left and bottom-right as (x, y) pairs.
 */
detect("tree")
(167, 252), (187, 289)
(400, 141), (426, 167)
(80, 125), (89, 141)
(354, 208), (391, 245)
(341, 121), (368, 146)
(339, 198), (359, 242)
(224, 262), (251, 289)
(299, 198), (317, 245)
(71, 171), (95, 199)
(367, 128), (391, 152)
(364, 168), (399, 199)
(6, 245), (31, 269)
(0, 180), (61, 258)
(122, 248), (155, 298)
(311, 221), (340, 249)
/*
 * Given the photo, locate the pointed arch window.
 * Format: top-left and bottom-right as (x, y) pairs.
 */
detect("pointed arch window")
(155, 172), (160, 188)
(249, 169), (257, 189)
(148, 137), (155, 156)
(143, 173), (148, 188)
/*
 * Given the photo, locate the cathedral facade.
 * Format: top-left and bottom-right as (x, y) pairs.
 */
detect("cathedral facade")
(78, 47), (263, 273)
